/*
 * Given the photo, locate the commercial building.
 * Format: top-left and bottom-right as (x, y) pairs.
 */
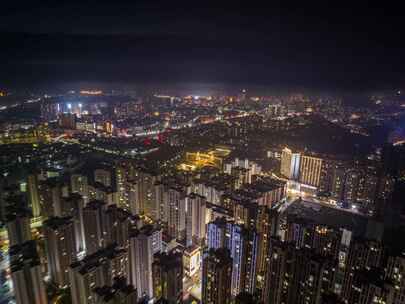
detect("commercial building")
(183, 245), (201, 277)
(299, 154), (323, 187)
(280, 147), (300, 180)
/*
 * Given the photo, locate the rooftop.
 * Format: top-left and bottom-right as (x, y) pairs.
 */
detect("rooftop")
(9, 240), (41, 272)
(70, 244), (127, 275)
(43, 216), (73, 230)
(284, 199), (369, 237)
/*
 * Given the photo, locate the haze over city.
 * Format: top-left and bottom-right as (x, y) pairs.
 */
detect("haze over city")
(1, 2), (405, 304)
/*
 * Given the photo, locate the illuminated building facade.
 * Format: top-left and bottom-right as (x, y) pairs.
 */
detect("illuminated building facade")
(183, 245), (201, 277)
(179, 147), (230, 171)
(207, 218), (258, 297)
(104, 121), (114, 134)
(0, 125), (50, 145)
(27, 174), (41, 218)
(280, 147), (301, 180)
(299, 155), (323, 187)
(129, 224), (162, 301)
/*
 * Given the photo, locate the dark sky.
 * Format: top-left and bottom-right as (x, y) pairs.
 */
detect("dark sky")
(1, 1), (404, 90)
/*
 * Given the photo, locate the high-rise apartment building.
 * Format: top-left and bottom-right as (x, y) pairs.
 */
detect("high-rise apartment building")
(167, 186), (186, 240)
(5, 207), (32, 246)
(27, 173), (41, 218)
(255, 207), (278, 287)
(185, 192), (206, 247)
(69, 245), (129, 304)
(83, 200), (108, 255)
(94, 168), (113, 188)
(62, 194), (86, 253)
(58, 113), (76, 129)
(134, 168), (160, 218)
(152, 251), (183, 303)
(262, 238), (336, 304)
(92, 276), (137, 304)
(129, 224), (162, 301)
(10, 241), (47, 304)
(43, 216), (77, 288)
(70, 173), (89, 203)
(342, 238), (383, 300)
(202, 248), (233, 304)
(345, 268), (388, 304)
(105, 204), (133, 248)
(115, 164), (130, 210)
(207, 218), (258, 297)
(39, 177), (70, 217)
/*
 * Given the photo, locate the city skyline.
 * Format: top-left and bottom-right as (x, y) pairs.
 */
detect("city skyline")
(1, 2), (405, 304)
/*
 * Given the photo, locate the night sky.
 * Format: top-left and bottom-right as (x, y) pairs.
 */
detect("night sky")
(1, 1), (405, 90)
